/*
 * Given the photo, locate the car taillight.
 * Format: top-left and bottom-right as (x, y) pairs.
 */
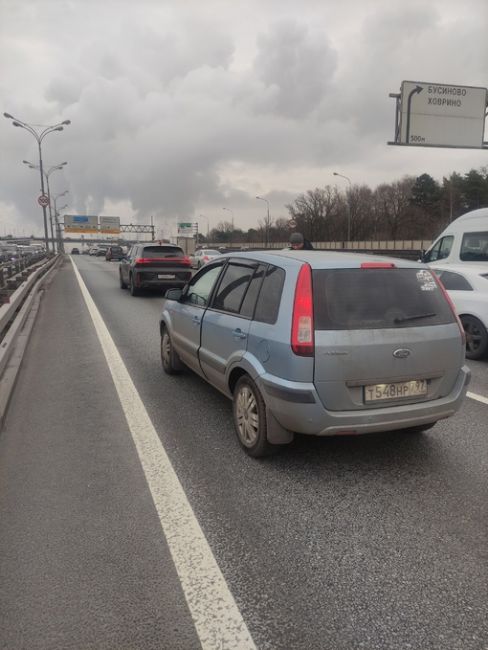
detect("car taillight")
(291, 263), (314, 356)
(203, 256), (209, 262)
(433, 273), (466, 347)
(135, 258), (153, 264)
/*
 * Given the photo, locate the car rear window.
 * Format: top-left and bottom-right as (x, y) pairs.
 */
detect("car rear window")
(313, 268), (456, 330)
(111, 246), (123, 253)
(142, 246), (184, 258)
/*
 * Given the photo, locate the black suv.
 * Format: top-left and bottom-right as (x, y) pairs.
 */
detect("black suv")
(105, 245), (124, 261)
(119, 244), (192, 296)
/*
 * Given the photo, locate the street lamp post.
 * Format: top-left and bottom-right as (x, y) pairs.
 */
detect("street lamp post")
(256, 196), (270, 248)
(199, 214), (209, 239)
(23, 160), (68, 252)
(222, 207), (234, 247)
(4, 113), (71, 252)
(53, 191), (69, 253)
(333, 172), (352, 242)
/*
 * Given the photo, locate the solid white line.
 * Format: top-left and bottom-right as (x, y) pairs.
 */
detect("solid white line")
(70, 259), (256, 650)
(467, 391), (488, 406)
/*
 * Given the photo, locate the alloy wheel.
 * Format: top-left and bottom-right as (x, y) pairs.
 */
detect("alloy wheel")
(235, 384), (259, 447)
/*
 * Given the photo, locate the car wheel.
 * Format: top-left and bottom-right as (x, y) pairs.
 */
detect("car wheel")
(160, 326), (183, 374)
(120, 271), (127, 289)
(461, 315), (488, 360)
(233, 375), (276, 457)
(129, 273), (140, 296)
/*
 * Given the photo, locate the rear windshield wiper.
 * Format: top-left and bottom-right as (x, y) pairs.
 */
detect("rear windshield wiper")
(394, 312), (437, 323)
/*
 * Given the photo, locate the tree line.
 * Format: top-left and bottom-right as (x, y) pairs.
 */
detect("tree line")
(203, 167), (488, 245)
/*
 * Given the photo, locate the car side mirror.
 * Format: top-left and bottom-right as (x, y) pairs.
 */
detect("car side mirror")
(165, 288), (183, 301)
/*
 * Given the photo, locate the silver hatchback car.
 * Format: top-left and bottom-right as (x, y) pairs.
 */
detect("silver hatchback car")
(160, 251), (470, 457)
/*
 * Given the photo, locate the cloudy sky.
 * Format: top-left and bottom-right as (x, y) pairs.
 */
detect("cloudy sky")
(1, 0), (487, 239)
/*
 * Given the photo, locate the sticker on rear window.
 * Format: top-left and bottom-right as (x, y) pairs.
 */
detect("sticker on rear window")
(416, 270), (436, 291)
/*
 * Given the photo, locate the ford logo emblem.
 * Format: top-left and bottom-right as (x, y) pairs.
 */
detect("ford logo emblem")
(393, 348), (411, 359)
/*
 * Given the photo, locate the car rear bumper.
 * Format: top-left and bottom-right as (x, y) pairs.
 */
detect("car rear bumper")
(258, 365), (471, 436)
(134, 270), (191, 288)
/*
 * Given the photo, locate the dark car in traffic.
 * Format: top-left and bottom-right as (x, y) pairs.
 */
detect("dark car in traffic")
(105, 245), (124, 261)
(119, 243), (192, 296)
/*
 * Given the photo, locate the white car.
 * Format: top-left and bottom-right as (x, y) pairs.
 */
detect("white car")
(190, 248), (221, 269)
(431, 264), (488, 359)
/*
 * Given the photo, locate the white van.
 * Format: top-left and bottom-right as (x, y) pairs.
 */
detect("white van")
(423, 208), (488, 267)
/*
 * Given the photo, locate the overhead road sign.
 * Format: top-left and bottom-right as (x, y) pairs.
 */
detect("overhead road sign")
(64, 214), (99, 233)
(388, 81), (488, 149)
(99, 216), (120, 234)
(37, 194), (50, 207)
(177, 222), (197, 237)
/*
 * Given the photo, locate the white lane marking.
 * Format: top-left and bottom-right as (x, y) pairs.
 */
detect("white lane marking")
(70, 259), (256, 650)
(467, 391), (488, 406)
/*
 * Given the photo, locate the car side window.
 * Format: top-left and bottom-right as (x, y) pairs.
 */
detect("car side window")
(460, 231), (488, 262)
(211, 263), (256, 314)
(254, 265), (285, 324)
(240, 265), (267, 318)
(437, 271), (473, 291)
(425, 236), (454, 262)
(186, 264), (224, 307)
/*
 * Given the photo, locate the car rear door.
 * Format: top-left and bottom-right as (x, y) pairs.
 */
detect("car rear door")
(199, 260), (258, 393)
(312, 266), (464, 411)
(121, 246), (135, 282)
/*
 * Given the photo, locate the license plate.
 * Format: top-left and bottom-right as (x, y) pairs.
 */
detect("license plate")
(158, 274), (175, 279)
(364, 379), (427, 402)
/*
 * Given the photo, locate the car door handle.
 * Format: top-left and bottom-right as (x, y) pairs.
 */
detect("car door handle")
(192, 316), (201, 326)
(232, 328), (247, 339)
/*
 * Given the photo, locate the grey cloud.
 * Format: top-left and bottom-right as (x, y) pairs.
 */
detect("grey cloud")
(253, 21), (337, 119)
(1, 1), (486, 234)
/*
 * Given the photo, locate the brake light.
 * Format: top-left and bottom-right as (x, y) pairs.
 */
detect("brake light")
(203, 256), (209, 262)
(433, 273), (466, 346)
(291, 263), (314, 356)
(361, 262), (396, 269)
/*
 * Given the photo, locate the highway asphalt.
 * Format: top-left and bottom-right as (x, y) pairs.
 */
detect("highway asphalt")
(0, 255), (487, 650)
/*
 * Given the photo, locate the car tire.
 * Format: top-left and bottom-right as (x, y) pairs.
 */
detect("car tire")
(160, 326), (183, 374)
(120, 271), (127, 289)
(232, 375), (276, 457)
(129, 273), (140, 296)
(461, 315), (488, 360)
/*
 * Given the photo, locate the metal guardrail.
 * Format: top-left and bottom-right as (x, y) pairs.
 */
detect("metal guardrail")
(0, 255), (57, 350)
(0, 253), (50, 304)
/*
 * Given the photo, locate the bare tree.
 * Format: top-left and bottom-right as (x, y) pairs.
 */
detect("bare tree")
(373, 177), (415, 240)
(286, 186), (340, 241)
